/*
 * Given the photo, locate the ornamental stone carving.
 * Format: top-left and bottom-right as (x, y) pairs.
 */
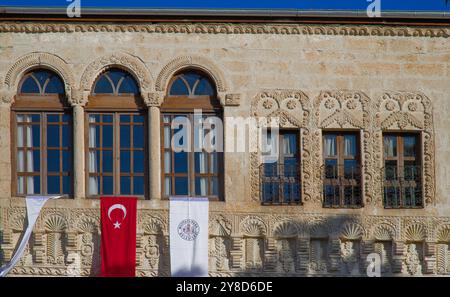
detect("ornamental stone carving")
(80, 52), (153, 95)
(2, 207), (450, 276)
(4, 52), (75, 103)
(374, 91), (435, 205)
(250, 90), (312, 202)
(313, 90), (373, 204)
(155, 56), (228, 93)
(315, 90), (370, 129)
(1, 22), (449, 38)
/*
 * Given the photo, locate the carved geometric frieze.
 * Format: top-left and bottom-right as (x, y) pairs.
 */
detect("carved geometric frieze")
(1, 23), (449, 38)
(2, 206), (450, 276)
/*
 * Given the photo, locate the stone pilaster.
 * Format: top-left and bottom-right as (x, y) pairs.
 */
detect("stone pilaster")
(392, 241), (405, 273)
(423, 241), (436, 274)
(0, 102), (11, 198)
(296, 237), (310, 273)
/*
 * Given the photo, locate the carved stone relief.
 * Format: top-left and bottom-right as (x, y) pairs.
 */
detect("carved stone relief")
(250, 90), (312, 202)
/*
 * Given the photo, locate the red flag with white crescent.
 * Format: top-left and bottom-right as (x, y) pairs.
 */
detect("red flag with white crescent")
(100, 197), (137, 277)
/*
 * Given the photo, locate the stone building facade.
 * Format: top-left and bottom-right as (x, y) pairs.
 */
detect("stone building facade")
(1, 17), (450, 276)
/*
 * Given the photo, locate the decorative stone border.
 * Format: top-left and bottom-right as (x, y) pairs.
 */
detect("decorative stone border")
(0, 22), (449, 38)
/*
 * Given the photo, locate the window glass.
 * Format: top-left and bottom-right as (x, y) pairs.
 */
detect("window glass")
(384, 136), (397, 157)
(93, 69), (139, 95)
(324, 135), (336, 156)
(344, 135), (356, 156)
(19, 70), (65, 94)
(87, 113), (146, 196)
(15, 113), (72, 196)
(404, 136), (417, 157)
(20, 77), (40, 93)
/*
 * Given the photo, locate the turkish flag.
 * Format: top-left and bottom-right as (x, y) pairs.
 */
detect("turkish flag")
(100, 197), (137, 277)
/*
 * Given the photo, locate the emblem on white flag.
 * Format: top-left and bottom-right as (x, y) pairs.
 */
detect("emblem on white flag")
(177, 219), (200, 241)
(170, 197), (209, 277)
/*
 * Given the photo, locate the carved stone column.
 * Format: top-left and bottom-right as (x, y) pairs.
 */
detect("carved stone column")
(68, 90), (88, 199)
(144, 92), (163, 200)
(73, 104), (86, 199)
(148, 106), (161, 200)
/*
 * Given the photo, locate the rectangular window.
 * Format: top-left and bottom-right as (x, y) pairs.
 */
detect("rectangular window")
(87, 113), (147, 197)
(260, 130), (301, 204)
(15, 113), (72, 196)
(161, 114), (222, 199)
(322, 131), (361, 208)
(383, 133), (422, 208)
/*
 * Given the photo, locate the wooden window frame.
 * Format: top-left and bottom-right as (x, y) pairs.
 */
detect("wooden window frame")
(383, 132), (422, 208)
(84, 110), (148, 198)
(322, 130), (362, 208)
(160, 113), (223, 201)
(161, 70), (223, 200)
(260, 129), (302, 205)
(11, 105), (73, 197)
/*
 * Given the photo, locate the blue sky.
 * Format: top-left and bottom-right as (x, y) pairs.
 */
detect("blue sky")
(0, 0), (449, 11)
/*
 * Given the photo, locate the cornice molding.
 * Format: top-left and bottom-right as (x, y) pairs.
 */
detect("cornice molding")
(0, 22), (448, 38)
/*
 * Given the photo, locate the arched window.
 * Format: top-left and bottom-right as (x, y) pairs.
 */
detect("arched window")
(168, 71), (216, 97)
(161, 69), (223, 200)
(86, 68), (147, 197)
(12, 69), (73, 196)
(93, 68), (139, 95)
(19, 69), (65, 95)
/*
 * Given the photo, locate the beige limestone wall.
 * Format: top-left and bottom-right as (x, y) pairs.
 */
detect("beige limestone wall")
(0, 22), (449, 276)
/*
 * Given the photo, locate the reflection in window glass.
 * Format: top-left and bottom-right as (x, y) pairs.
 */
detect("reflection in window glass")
(324, 135), (336, 156)
(384, 136), (397, 157)
(344, 135), (356, 156)
(403, 136), (416, 157)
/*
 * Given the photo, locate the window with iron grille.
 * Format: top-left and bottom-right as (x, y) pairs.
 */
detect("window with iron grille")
(383, 133), (422, 208)
(322, 131), (362, 208)
(260, 130), (301, 204)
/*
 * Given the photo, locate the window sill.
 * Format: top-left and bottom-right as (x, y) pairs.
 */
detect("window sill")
(13, 194), (73, 199)
(161, 196), (224, 202)
(86, 195), (147, 200)
(261, 202), (303, 206)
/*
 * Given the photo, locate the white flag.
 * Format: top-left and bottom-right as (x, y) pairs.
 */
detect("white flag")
(0, 195), (61, 277)
(170, 197), (209, 277)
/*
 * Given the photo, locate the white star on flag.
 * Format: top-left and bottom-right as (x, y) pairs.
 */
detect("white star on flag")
(113, 221), (121, 229)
